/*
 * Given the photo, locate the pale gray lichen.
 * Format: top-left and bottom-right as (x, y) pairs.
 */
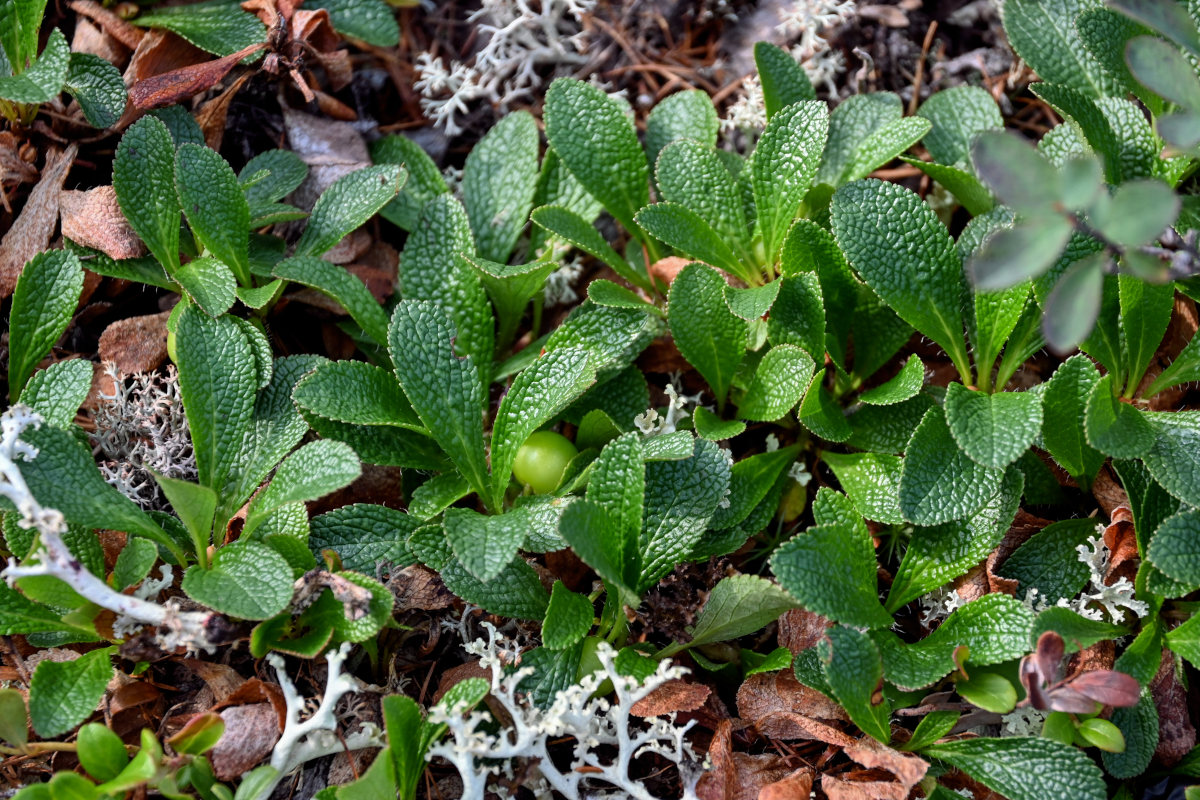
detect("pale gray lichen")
(428, 622), (701, 800)
(91, 363), (196, 510)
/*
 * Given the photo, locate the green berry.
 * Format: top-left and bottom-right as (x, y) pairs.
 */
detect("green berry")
(512, 431), (578, 494)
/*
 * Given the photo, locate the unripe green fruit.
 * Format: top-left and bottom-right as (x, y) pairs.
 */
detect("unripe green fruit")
(512, 431), (577, 494)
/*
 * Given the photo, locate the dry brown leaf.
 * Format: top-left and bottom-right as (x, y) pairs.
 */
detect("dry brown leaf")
(820, 775), (907, 800)
(71, 18), (131, 66)
(69, 0), (145, 50)
(738, 670), (847, 728)
(858, 4), (909, 26)
(433, 661), (491, 705)
(755, 711), (855, 746)
(130, 42), (265, 110)
(60, 186), (146, 260)
(195, 72), (253, 151)
(0, 144), (77, 297)
(1102, 506), (1139, 586)
(323, 227), (372, 264)
(696, 719), (737, 800)
(98, 311), (171, 374)
(181, 659), (245, 704)
(757, 769), (814, 800)
(630, 679), (711, 717)
(1152, 651), (1196, 766)
(209, 703), (281, 781)
(843, 737), (928, 791)
(777, 608), (832, 654)
(118, 30), (209, 127)
(648, 256), (691, 288)
(387, 564), (455, 612)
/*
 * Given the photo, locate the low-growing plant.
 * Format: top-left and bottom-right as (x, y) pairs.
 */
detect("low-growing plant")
(0, 0), (126, 126)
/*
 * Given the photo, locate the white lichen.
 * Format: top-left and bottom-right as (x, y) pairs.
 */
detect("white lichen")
(544, 256), (586, 307)
(428, 622), (701, 800)
(414, 0), (595, 135)
(1066, 534), (1149, 623)
(1000, 705), (1047, 737)
(918, 585), (966, 627)
(91, 363), (196, 510)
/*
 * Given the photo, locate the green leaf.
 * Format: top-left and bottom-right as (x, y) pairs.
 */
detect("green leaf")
(1042, 354), (1106, 488)
(295, 165), (403, 258)
(1120, 274), (1174, 394)
(1078, 10), (1162, 113)
(246, 440), (360, 532)
(1102, 690), (1159, 779)
(0, 581), (75, 636)
(0, 0), (48, 71)
(542, 581), (594, 650)
(710, 445), (799, 531)
(1147, 328), (1200, 396)
(1033, 607), (1127, 653)
(20, 359), (91, 428)
(305, 0), (398, 46)
(847, 393), (936, 454)
(1167, 612), (1200, 669)
(668, 263), (746, 408)
(840, 116), (931, 184)
(796, 369), (851, 442)
(725, 281), (781, 321)
(530, 205), (645, 290)
(442, 507), (527, 583)
(996, 518), (1098, 600)
(0, 689), (27, 749)
(887, 467), (1023, 612)
(388, 301), (489, 503)
(489, 348), (596, 508)
(310, 504), (415, 573)
(546, 301), (659, 381)
(1143, 411), (1200, 507)
(293, 360), (422, 429)
(823, 452), (904, 524)
(1116, 616), (1164, 684)
(29, 647), (114, 738)
(738, 345), (815, 422)
(754, 42), (815, 118)
(635, 202), (746, 279)
(859, 355), (923, 405)
(753, 101), (828, 263)
(1085, 374), (1156, 458)
(149, 105), (205, 147)
(113, 538), (159, 592)
(907, 160), (995, 216)
(182, 541), (293, 620)
(924, 737), (1106, 800)
(770, 498), (892, 629)
(174, 256), (236, 317)
(1000, 0), (1119, 96)
(398, 195), (493, 371)
(114, 116), (180, 273)
(832, 179), (970, 381)
(133, 0), (266, 57)
(272, 256), (389, 350)
(175, 143), (250, 284)
(17, 424), (176, 557)
(681, 574), (800, 652)
(1110, 0), (1200, 58)
(646, 89), (719, 168)
(239, 149), (308, 204)
(560, 499), (638, 606)
(901, 710), (959, 752)
(821, 626), (891, 743)
(440, 552), (549, 621)
(766, 272), (824, 360)
(1147, 509), (1200, 584)
(174, 307), (257, 503)
(63, 52), (125, 128)
(0, 28), (67, 104)
(778, 218), (858, 369)
(692, 408), (745, 441)
(916, 86), (1003, 168)
(1126, 34), (1200, 111)
(656, 139), (750, 256)
(152, 473), (216, 557)
(8, 249), (84, 402)
(588, 278), (657, 311)
(463, 111), (538, 263)
(817, 92), (901, 187)
(543, 79), (647, 235)
(639, 438), (730, 590)
(944, 384), (1043, 469)
(76, 723), (128, 782)
(875, 594), (1035, 690)
(900, 406), (1004, 526)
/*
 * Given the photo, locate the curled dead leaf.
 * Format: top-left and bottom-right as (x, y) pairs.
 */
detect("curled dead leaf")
(130, 42), (266, 110)
(0, 144), (77, 297)
(209, 703), (281, 781)
(60, 186), (146, 260)
(630, 679), (711, 717)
